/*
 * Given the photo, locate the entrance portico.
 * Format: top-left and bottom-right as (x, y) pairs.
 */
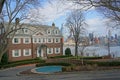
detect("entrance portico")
(37, 44), (47, 59)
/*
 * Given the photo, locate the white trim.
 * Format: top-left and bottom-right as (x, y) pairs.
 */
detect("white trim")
(55, 38), (60, 43)
(54, 29), (59, 35)
(23, 49), (31, 56)
(33, 38), (37, 43)
(23, 28), (29, 34)
(42, 38), (46, 43)
(55, 48), (60, 54)
(47, 29), (51, 35)
(12, 38), (21, 44)
(38, 38), (41, 43)
(47, 48), (53, 54)
(12, 49), (21, 57)
(47, 38), (53, 43)
(23, 38), (31, 44)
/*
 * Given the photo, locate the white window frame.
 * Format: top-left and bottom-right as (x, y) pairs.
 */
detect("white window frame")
(23, 38), (31, 44)
(47, 48), (53, 54)
(55, 38), (60, 43)
(47, 30), (51, 35)
(12, 50), (21, 57)
(12, 38), (20, 44)
(23, 28), (28, 34)
(55, 30), (59, 35)
(38, 38), (41, 43)
(47, 38), (53, 43)
(33, 38), (37, 43)
(55, 48), (60, 54)
(23, 49), (31, 56)
(42, 38), (46, 43)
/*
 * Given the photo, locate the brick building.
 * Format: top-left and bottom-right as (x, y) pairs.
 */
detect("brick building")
(8, 23), (63, 62)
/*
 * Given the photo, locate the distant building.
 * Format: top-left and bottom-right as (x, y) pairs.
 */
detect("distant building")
(64, 37), (75, 46)
(7, 23), (63, 62)
(89, 33), (94, 45)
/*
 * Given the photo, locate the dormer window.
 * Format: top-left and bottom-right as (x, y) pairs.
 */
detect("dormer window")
(25, 29), (28, 33)
(47, 30), (51, 35)
(23, 28), (28, 34)
(55, 30), (59, 34)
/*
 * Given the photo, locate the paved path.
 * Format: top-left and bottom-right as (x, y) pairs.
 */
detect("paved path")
(0, 65), (120, 80)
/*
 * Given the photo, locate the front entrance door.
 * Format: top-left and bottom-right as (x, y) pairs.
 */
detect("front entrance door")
(37, 48), (44, 57)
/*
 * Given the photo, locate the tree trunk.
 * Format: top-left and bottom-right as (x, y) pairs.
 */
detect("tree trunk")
(75, 42), (78, 56)
(81, 52), (84, 65)
(0, 0), (5, 13)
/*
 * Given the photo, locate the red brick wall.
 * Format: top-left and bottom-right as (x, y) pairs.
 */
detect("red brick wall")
(8, 37), (63, 62)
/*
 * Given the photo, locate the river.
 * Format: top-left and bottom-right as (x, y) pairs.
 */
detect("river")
(63, 45), (120, 57)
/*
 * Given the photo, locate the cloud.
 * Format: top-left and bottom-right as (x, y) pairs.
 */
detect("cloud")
(26, 0), (71, 24)
(86, 18), (109, 36)
(26, 0), (94, 24)
(25, 0), (116, 36)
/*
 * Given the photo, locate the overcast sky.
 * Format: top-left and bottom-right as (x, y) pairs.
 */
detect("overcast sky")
(27, 0), (119, 37)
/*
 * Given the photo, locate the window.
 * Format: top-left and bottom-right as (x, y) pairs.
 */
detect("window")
(23, 28), (28, 34)
(43, 38), (45, 43)
(47, 30), (51, 34)
(13, 38), (20, 44)
(38, 38), (41, 43)
(33, 38), (37, 43)
(24, 38), (30, 44)
(47, 38), (53, 43)
(55, 30), (59, 34)
(48, 38), (51, 42)
(47, 48), (53, 54)
(23, 49), (31, 56)
(12, 50), (21, 57)
(25, 29), (28, 33)
(55, 48), (60, 54)
(55, 38), (60, 43)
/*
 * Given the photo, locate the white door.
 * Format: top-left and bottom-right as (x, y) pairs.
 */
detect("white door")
(41, 49), (44, 57)
(37, 48), (39, 57)
(37, 48), (44, 57)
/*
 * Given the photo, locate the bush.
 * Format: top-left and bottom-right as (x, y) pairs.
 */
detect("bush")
(50, 55), (73, 59)
(65, 48), (71, 56)
(36, 62), (71, 67)
(85, 61), (120, 67)
(83, 57), (102, 60)
(0, 58), (45, 69)
(1, 52), (8, 65)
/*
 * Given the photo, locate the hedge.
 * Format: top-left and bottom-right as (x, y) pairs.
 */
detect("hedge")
(0, 58), (45, 69)
(49, 55), (73, 59)
(85, 61), (120, 67)
(36, 62), (71, 67)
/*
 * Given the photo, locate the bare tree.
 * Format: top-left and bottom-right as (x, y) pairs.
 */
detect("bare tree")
(0, 0), (5, 13)
(74, 0), (120, 28)
(65, 10), (87, 56)
(0, 0), (41, 62)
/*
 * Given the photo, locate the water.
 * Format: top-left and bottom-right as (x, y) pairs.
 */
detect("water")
(63, 46), (120, 57)
(35, 66), (62, 73)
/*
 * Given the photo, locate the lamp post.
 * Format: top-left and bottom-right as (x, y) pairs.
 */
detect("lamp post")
(108, 30), (111, 56)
